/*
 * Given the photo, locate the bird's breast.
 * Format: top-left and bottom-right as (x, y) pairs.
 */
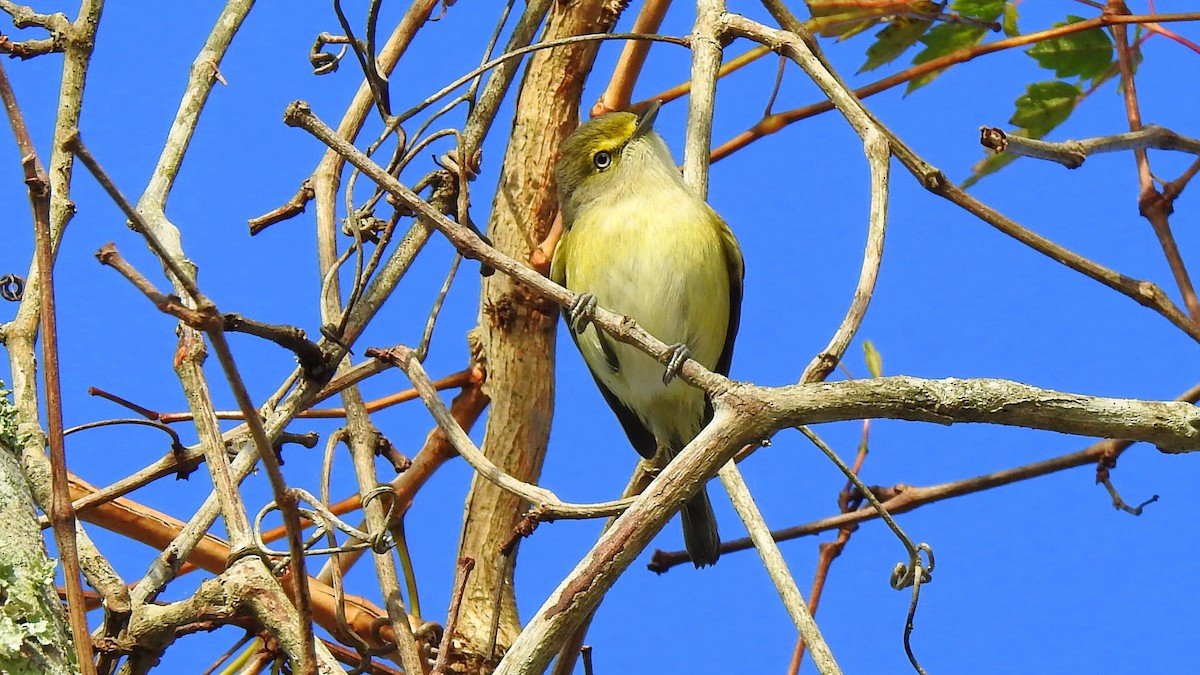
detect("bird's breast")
(571, 198), (726, 343)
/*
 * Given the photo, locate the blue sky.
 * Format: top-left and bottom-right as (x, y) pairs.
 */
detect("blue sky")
(2, 2), (1198, 673)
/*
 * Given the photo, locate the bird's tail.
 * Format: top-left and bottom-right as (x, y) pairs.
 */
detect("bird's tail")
(680, 487), (721, 568)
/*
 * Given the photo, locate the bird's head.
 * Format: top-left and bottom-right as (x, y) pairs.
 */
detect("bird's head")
(554, 101), (676, 224)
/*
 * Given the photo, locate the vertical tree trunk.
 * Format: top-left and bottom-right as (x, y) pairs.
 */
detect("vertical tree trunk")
(0, 427), (76, 674)
(450, 2), (625, 672)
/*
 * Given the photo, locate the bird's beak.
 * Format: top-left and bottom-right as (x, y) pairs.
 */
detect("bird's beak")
(632, 100), (661, 139)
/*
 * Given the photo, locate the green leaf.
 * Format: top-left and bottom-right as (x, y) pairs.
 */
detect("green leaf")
(906, 23), (989, 92)
(805, 0), (884, 38)
(962, 146), (1019, 188)
(805, 0), (950, 39)
(1025, 15), (1113, 80)
(964, 83), (1079, 188)
(1010, 80), (1081, 138)
(952, 0), (1005, 18)
(863, 341), (884, 378)
(904, 1), (1008, 92)
(1001, 2), (1019, 36)
(860, 2), (943, 73)
(837, 17), (881, 41)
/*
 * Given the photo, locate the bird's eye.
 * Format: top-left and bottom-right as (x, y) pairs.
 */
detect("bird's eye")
(593, 150), (612, 170)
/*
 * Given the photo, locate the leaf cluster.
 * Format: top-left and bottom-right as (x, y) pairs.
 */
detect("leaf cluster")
(804, 0), (1124, 185)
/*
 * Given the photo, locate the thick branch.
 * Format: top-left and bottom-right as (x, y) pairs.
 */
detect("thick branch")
(757, 377), (1200, 452)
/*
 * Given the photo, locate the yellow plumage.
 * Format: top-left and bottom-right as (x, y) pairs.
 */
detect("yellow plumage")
(552, 106), (743, 567)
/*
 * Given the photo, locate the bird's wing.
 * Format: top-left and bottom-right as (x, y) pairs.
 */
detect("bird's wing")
(583, 352), (658, 460)
(549, 228), (570, 287)
(714, 212), (744, 378)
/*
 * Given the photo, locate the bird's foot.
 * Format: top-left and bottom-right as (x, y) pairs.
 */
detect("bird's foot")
(662, 343), (691, 384)
(567, 293), (597, 334)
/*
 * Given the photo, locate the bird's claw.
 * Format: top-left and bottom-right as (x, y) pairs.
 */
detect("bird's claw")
(663, 343), (690, 384)
(568, 293), (597, 334)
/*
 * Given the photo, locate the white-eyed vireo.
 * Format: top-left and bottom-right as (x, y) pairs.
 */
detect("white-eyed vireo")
(552, 102), (744, 567)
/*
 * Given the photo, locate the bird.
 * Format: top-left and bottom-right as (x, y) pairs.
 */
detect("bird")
(551, 101), (744, 567)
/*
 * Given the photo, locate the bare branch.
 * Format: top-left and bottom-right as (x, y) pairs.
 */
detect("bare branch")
(222, 313), (329, 382)
(718, 462), (840, 674)
(727, 12), (1200, 345)
(372, 345), (635, 520)
(594, 0), (671, 115)
(801, 127), (889, 383)
(979, 124), (1200, 170)
(710, 11), (1200, 161)
(247, 178), (315, 234)
(0, 54), (95, 672)
(662, 378), (1200, 571)
(0, 33), (62, 58)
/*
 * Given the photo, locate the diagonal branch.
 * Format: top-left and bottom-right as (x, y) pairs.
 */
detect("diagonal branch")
(687, 2), (840, 672)
(1109, 0), (1200, 322)
(710, 11), (1200, 161)
(372, 346), (634, 520)
(725, 11), (1200, 346)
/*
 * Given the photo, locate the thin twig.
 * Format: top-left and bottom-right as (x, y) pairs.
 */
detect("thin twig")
(416, 253), (461, 362)
(979, 124), (1200, 169)
(1109, 0), (1200, 322)
(388, 32), (688, 136)
(789, 415), (873, 674)
(247, 179), (315, 234)
(800, 128), (889, 383)
(63, 417), (185, 451)
(637, 44), (771, 110)
(1162, 157), (1200, 202)
(69, 136), (204, 301)
(718, 462), (841, 674)
(710, 12), (1200, 162)
(373, 345), (635, 519)
(332, 0), (392, 117)
(87, 386), (159, 419)
(798, 426), (931, 675)
(431, 557), (475, 674)
(0, 56), (96, 673)
(1099, 476), (1158, 515)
